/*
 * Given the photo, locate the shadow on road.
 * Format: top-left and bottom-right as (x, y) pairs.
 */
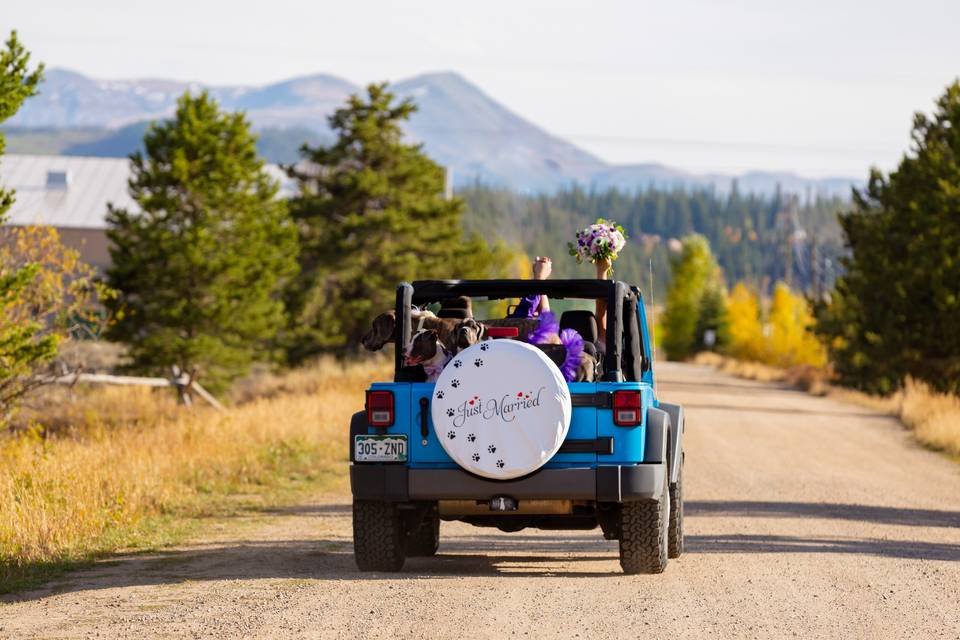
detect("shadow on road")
(687, 500), (960, 528)
(680, 403), (884, 418)
(7, 498), (960, 603)
(687, 534), (960, 561)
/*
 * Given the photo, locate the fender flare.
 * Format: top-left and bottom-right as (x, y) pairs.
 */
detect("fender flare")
(349, 410), (367, 462)
(658, 402), (685, 485)
(644, 407), (670, 465)
(644, 404), (684, 485)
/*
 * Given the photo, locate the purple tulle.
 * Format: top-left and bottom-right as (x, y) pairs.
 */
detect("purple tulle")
(526, 310), (560, 344)
(558, 328), (584, 382)
(526, 312), (583, 382)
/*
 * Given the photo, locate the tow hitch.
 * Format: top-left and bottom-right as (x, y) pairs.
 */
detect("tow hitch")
(490, 496), (518, 511)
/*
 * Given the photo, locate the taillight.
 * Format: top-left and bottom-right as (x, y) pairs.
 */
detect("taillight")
(613, 390), (642, 426)
(366, 390), (395, 428)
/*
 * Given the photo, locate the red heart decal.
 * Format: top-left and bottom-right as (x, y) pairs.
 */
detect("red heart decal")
(469, 400), (474, 405)
(517, 392), (522, 397)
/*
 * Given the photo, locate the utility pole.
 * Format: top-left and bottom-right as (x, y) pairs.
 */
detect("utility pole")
(443, 167), (453, 201)
(809, 230), (820, 301)
(779, 195), (796, 289)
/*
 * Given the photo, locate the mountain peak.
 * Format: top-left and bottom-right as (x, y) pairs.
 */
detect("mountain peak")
(7, 68), (859, 195)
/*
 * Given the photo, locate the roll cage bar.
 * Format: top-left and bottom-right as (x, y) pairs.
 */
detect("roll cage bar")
(394, 279), (648, 383)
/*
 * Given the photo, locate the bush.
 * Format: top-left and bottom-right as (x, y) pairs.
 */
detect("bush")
(0, 226), (107, 425)
(723, 281), (826, 369)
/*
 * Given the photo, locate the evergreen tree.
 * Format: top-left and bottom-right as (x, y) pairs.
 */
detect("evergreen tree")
(286, 83), (506, 358)
(661, 234), (723, 359)
(106, 92), (298, 390)
(458, 183), (846, 299)
(816, 81), (960, 395)
(694, 282), (730, 352)
(0, 31), (49, 421)
(0, 31), (43, 222)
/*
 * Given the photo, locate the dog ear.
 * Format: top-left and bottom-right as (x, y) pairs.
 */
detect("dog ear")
(378, 312), (397, 339)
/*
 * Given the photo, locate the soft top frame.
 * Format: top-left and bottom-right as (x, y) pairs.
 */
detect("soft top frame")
(394, 279), (643, 383)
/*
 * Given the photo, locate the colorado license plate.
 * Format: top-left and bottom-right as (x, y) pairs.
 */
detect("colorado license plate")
(354, 435), (408, 462)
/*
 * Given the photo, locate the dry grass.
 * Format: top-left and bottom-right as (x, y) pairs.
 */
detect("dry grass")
(693, 352), (960, 459)
(0, 356), (391, 593)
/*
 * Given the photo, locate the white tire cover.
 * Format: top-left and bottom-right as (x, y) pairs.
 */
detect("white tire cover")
(431, 340), (572, 480)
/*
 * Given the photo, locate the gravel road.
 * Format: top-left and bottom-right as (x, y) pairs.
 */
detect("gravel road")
(3, 362), (960, 639)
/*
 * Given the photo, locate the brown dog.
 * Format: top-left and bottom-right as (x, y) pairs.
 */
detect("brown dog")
(454, 317), (559, 350)
(361, 310), (460, 353)
(404, 329), (453, 381)
(454, 318), (487, 351)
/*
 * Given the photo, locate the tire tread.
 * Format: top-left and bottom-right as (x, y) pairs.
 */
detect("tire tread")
(353, 500), (406, 571)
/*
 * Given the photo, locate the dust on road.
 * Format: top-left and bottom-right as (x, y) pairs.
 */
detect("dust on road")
(3, 363), (959, 639)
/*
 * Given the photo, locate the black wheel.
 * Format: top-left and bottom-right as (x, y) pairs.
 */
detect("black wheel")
(618, 465), (669, 574)
(668, 453), (684, 559)
(353, 500), (406, 571)
(405, 507), (440, 557)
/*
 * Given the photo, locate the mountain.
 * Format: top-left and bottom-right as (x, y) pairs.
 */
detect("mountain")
(6, 68), (859, 196)
(394, 72), (605, 189)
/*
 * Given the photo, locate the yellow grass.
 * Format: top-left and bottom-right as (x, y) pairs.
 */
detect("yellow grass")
(693, 352), (960, 458)
(0, 356), (390, 592)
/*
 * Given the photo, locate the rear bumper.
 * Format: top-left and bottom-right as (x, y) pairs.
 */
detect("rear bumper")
(350, 464), (665, 503)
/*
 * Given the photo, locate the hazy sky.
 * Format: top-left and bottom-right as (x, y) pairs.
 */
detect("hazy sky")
(4, 0), (959, 177)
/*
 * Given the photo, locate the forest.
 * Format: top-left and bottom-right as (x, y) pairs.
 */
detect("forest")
(460, 183), (848, 299)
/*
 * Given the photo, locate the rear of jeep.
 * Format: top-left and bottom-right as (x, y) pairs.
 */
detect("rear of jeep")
(350, 279), (685, 574)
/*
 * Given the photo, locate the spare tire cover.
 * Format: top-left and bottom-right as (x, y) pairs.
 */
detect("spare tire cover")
(431, 340), (572, 480)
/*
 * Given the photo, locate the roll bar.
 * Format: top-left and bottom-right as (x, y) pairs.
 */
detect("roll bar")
(394, 279), (633, 382)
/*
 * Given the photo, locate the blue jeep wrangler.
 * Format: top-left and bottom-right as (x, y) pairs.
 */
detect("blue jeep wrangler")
(350, 279), (684, 574)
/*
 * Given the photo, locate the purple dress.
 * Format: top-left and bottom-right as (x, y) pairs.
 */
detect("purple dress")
(510, 294), (541, 318)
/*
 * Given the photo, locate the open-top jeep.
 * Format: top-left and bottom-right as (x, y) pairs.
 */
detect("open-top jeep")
(350, 279), (684, 574)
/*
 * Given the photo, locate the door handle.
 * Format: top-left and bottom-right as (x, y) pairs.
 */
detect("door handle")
(419, 397), (429, 439)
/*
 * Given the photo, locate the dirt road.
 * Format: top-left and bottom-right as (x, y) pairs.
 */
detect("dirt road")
(3, 363), (960, 639)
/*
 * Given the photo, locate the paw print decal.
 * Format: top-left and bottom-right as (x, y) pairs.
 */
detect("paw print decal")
(474, 358), (483, 368)
(451, 379), (460, 388)
(496, 459), (505, 469)
(480, 343), (490, 351)
(467, 433), (476, 442)
(471, 453), (481, 462)
(453, 360), (462, 368)
(435, 390), (444, 399)
(487, 444), (497, 454)
(446, 430), (456, 440)
(446, 408), (455, 417)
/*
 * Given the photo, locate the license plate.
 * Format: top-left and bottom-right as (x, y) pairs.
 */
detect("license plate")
(354, 435), (408, 462)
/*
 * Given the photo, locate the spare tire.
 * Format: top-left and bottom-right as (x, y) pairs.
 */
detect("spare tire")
(431, 340), (572, 480)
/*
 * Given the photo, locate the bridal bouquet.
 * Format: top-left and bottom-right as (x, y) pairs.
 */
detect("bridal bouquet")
(567, 218), (628, 271)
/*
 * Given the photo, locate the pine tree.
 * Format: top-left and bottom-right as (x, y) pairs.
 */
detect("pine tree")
(286, 83), (506, 358)
(694, 282), (730, 352)
(0, 31), (43, 223)
(816, 81), (960, 395)
(0, 31), (49, 421)
(106, 92), (298, 390)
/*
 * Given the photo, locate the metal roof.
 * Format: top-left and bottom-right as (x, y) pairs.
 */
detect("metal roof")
(0, 154), (295, 230)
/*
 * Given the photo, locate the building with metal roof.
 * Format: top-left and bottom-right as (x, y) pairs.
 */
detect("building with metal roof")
(0, 154), (295, 270)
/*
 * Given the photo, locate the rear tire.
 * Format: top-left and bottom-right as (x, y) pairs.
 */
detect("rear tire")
(668, 454), (684, 559)
(618, 465), (669, 574)
(405, 508), (440, 557)
(353, 500), (406, 571)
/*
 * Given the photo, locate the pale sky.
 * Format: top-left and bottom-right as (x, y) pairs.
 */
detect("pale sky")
(3, 0), (959, 178)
